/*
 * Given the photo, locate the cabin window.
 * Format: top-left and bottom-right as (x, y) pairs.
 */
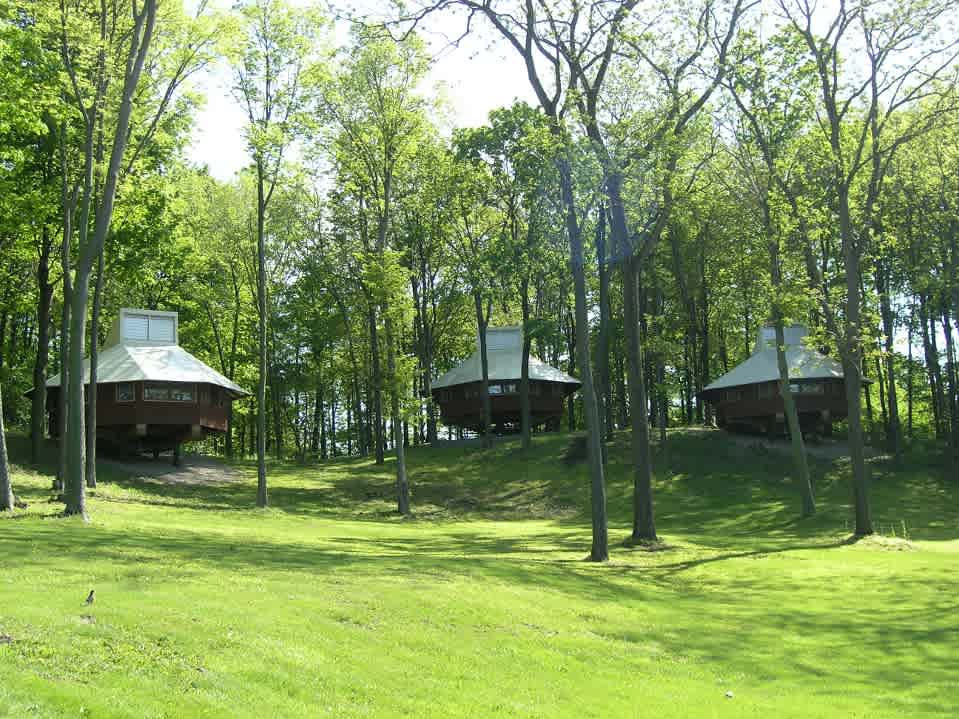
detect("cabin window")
(143, 382), (195, 402)
(790, 382), (824, 395)
(488, 384), (503, 395)
(116, 383), (135, 402)
(501, 382), (517, 394)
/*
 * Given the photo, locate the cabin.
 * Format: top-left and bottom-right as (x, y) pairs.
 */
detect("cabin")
(700, 325), (855, 437)
(45, 308), (248, 458)
(431, 326), (580, 433)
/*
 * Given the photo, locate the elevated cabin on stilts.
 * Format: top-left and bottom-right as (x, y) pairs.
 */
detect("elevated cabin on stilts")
(431, 326), (580, 433)
(45, 308), (248, 460)
(700, 325), (859, 437)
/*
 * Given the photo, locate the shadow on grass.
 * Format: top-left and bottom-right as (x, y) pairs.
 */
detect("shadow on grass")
(7, 428), (959, 544)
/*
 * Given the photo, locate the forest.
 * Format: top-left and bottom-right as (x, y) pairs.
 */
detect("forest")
(0, 0), (958, 563)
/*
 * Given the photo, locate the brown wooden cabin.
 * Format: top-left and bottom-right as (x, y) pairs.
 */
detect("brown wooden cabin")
(45, 308), (248, 457)
(430, 327), (580, 433)
(700, 325), (860, 437)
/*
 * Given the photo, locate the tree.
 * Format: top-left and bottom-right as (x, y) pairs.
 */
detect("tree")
(403, 0), (611, 559)
(725, 27), (817, 517)
(232, 0), (324, 507)
(780, 0), (959, 535)
(0, 382), (13, 511)
(58, 0), (159, 517)
(321, 27), (428, 512)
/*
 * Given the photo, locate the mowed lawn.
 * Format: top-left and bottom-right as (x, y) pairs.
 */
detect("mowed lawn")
(1, 429), (957, 718)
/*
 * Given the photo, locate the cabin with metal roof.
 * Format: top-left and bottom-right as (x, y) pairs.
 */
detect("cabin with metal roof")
(46, 308), (248, 457)
(431, 327), (580, 433)
(700, 325), (853, 436)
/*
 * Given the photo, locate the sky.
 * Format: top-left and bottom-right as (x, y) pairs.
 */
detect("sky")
(187, 7), (535, 181)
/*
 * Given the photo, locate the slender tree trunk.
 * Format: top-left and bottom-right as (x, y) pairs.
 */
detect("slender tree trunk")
(558, 154), (607, 561)
(758, 192), (816, 515)
(31, 227), (54, 465)
(255, 164), (268, 508)
(330, 381), (337, 456)
(876, 260), (901, 457)
(320, 387), (328, 459)
(564, 308), (576, 431)
(474, 293), (492, 449)
(837, 185), (872, 536)
(943, 307), (959, 462)
(368, 305), (384, 464)
(225, 269), (241, 460)
(608, 171), (655, 543)
(0, 384), (13, 511)
(85, 248), (105, 488)
(919, 295), (943, 439)
(520, 277), (532, 450)
(64, 267), (90, 516)
(386, 315), (409, 514)
(907, 303), (914, 441)
(596, 206), (613, 441)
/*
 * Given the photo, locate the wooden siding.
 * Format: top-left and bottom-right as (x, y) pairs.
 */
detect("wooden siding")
(702, 379), (848, 425)
(432, 380), (571, 430)
(48, 380), (233, 438)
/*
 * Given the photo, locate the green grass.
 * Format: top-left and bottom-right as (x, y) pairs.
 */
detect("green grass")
(1, 429), (957, 718)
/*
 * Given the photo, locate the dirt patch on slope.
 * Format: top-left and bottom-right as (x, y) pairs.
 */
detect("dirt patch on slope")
(724, 432), (881, 461)
(100, 455), (244, 485)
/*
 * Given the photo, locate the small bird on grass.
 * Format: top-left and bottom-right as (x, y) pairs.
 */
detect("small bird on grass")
(84, 590), (95, 606)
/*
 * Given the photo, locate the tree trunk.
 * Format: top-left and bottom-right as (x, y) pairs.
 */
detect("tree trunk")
(596, 205), (613, 441)
(520, 276), (532, 450)
(368, 305), (384, 464)
(770, 250), (815, 517)
(255, 163), (269, 508)
(761, 196), (815, 516)
(31, 226), (54, 466)
(558, 154), (607, 561)
(85, 248), (105, 488)
(564, 308), (576, 431)
(907, 303), (914, 441)
(919, 294), (943, 439)
(0, 384), (13, 511)
(607, 170), (656, 543)
(876, 260), (901, 457)
(474, 293), (492, 449)
(943, 307), (959, 462)
(63, 0), (157, 517)
(386, 315), (409, 514)
(837, 185), (872, 536)
(64, 265), (90, 517)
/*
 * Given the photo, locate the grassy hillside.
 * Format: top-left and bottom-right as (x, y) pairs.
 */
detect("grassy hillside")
(1, 430), (956, 718)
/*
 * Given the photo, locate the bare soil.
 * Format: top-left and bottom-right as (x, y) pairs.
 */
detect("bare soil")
(100, 454), (244, 485)
(722, 431), (881, 461)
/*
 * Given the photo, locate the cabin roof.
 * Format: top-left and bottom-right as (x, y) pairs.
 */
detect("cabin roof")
(703, 325), (843, 393)
(46, 343), (248, 397)
(46, 308), (248, 397)
(433, 326), (581, 390)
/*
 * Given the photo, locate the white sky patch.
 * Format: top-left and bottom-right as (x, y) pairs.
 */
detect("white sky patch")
(186, 5), (533, 181)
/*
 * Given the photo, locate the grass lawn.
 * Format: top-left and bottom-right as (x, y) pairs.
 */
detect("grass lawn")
(1, 429), (957, 718)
